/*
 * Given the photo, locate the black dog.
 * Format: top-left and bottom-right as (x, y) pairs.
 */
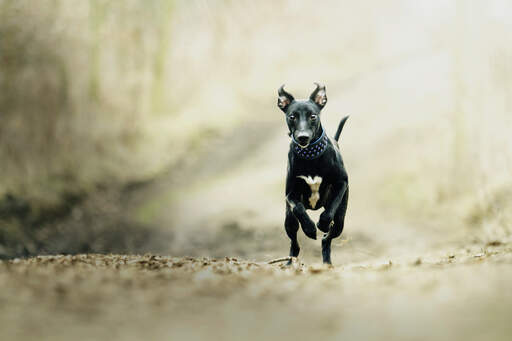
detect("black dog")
(277, 83), (349, 265)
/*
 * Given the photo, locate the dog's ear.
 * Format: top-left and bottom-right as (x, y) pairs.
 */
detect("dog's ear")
(277, 84), (294, 113)
(309, 82), (327, 108)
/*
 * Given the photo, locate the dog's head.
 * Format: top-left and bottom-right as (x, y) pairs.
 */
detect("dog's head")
(277, 83), (327, 148)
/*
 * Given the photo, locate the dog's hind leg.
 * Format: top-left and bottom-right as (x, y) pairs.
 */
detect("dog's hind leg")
(321, 187), (349, 265)
(285, 204), (300, 265)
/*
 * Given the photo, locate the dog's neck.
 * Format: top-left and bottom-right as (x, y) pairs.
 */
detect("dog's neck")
(291, 126), (328, 160)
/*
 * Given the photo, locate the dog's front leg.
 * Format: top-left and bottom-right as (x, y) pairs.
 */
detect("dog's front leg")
(318, 181), (348, 264)
(286, 195), (317, 240)
(284, 203), (300, 264)
(317, 181), (348, 232)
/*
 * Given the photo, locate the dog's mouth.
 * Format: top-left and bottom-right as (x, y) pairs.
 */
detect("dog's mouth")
(297, 142), (310, 149)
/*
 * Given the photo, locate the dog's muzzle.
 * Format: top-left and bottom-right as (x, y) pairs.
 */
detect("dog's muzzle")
(295, 133), (311, 148)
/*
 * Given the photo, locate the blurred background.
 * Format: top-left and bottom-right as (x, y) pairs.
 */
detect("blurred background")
(1, 0), (511, 261)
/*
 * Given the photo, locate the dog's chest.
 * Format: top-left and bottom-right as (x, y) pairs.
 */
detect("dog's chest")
(297, 175), (324, 209)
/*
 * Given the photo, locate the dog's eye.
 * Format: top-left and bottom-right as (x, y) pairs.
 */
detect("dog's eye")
(288, 115), (296, 121)
(310, 115), (317, 120)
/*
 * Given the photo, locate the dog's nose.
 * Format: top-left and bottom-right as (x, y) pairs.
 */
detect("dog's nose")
(297, 135), (309, 146)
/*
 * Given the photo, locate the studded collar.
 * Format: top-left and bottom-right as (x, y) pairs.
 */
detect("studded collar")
(291, 129), (328, 160)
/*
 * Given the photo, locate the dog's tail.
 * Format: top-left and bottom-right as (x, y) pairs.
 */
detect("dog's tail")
(334, 115), (350, 142)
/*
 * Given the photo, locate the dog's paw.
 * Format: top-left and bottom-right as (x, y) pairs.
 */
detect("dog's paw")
(301, 219), (317, 240)
(317, 212), (333, 233)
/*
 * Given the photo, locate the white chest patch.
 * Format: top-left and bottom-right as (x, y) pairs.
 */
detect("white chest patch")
(297, 175), (322, 209)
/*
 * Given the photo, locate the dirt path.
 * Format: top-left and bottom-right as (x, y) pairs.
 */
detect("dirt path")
(1, 249), (511, 341)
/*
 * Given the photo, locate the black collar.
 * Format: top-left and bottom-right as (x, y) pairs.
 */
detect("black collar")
(292, 129), (328, 160)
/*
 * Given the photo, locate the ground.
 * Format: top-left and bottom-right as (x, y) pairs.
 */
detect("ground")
(1, 247), (511, 341)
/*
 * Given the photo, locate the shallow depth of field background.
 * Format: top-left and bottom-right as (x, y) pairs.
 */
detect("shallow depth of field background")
(1, 0), (511, 259)
(2, 2), (512, 341)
